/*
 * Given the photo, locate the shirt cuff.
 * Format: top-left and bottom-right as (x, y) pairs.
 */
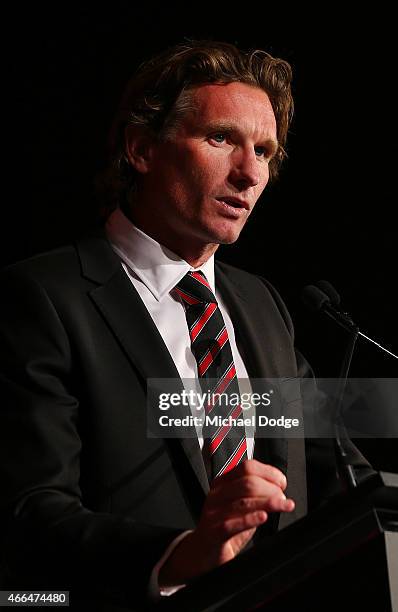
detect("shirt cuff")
(148, 530), (192, 599)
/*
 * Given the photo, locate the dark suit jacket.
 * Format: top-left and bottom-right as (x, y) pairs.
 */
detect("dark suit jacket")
(0, 229), (369, 610)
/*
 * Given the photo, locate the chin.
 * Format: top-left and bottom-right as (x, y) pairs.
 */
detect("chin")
(208, 223), (245, 244)
(216, 227), (244, 245)
(218, 234), (241, 245)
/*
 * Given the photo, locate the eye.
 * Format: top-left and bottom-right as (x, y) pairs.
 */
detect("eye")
(254, 146), (267, 158)
(209, 133), (227, 144)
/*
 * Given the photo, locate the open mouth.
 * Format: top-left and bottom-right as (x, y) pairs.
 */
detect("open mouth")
(216, 197), (249, 210)
(214, 198), (248, 219)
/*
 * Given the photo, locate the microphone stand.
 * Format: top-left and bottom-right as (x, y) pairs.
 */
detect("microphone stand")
(334, 320), (359, 489)
(307, 291), (360, 488)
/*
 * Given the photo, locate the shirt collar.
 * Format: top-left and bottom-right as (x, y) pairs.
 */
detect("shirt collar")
(105, 207), (216, 301)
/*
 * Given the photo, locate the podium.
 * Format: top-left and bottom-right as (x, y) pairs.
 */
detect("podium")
(153, 472), (398, 612)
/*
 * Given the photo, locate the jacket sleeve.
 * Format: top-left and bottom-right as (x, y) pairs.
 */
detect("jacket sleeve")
(0, 267), (182, 608)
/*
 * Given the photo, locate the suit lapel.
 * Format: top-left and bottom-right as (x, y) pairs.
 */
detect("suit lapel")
(215, 264), (288, 476)
(215, 263), (307, 527)
(76, 230), (209, 499)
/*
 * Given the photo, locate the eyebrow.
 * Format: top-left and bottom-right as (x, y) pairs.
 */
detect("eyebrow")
(204, 121), (279, 158)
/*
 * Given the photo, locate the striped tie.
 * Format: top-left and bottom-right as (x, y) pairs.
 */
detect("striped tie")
(174, 271), (247, 480)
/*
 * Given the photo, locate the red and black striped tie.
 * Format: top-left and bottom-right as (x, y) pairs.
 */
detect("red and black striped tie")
(174, 271), (247, 480)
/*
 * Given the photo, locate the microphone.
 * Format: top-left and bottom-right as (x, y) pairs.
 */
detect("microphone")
(302, 284), (356, 331)
(315, 279), (341, 306)
(302, 284), (398, 359)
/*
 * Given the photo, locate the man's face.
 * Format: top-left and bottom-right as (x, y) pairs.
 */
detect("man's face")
(132, 82), (278, 261)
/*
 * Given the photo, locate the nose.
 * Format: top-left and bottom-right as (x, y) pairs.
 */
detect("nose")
(228, 147), (262, 191)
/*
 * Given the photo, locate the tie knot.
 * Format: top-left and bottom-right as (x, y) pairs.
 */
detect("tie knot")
(175, 271), (216, 305)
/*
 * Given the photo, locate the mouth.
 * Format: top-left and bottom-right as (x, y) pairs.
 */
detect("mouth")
(215, 197), (250, 211)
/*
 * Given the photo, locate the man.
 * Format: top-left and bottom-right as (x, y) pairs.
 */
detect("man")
(0, 41), (369, 610)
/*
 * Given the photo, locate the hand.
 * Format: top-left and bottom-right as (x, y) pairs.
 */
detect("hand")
(159, 459), (295, 587)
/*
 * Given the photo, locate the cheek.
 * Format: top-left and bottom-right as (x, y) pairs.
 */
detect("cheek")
(166, 144), (229, 197)
(188, 141), (227, 170)
(258, 167), (270, 192)
(180, 163), (218, 196)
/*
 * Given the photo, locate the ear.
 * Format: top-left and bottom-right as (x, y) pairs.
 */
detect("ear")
(124, 125), (155, 174)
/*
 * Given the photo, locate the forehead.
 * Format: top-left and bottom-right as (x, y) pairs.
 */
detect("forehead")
(186, 82), (277, 136)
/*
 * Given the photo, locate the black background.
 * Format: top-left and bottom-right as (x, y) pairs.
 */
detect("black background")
(5, 5), (397, 468)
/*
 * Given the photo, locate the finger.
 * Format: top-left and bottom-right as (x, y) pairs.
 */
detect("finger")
(229, 495), (294, 515)
(229, 497), (269, 514)
(266, 494), (295, 513)
(213, 459), (287, 491)
(218, 510), (268, 539)
(207, 475), (286, 509)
